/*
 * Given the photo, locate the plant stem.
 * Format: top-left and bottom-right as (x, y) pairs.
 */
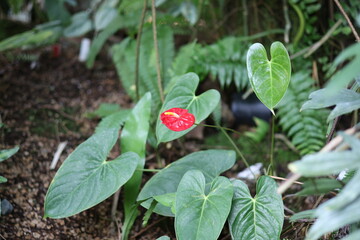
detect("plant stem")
(217, 124), (255, 179)
(334, 0), (360, 42)
(151, 0), (165, 102)
(270, 116), (275, 175)
(194, 123), (255, 177)
(135, 0), (148, 101)
(196, 123), (243, 136)
(282, 0), (291, 43)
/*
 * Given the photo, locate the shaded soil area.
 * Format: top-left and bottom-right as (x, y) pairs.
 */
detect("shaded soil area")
(0, 43), (174, 239)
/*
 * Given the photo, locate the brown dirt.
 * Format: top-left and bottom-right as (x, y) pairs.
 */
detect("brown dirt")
(0, 42), (175, 240)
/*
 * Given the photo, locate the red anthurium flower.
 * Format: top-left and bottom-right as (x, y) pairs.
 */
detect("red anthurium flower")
(160, 108), (195, 131)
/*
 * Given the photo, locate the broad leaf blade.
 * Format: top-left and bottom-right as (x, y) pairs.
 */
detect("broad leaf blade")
(156, 73), (220, 143)
(228, 176), (284, 240)
(289, 134), (360, 177)
(175, 170), (233, 240)
(301, 88), (360, 121)
(138, 149), (236, 216)
(247, 42), (291, 112)
(305, 171), (360, 240)
(44, 128), (139, 218)
(121, 92), (152, 213)
(296, 178), (342, 196)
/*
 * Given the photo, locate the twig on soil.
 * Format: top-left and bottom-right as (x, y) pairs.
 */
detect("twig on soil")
(50, 141), (67, 170)
(334, 0), (360, 42)
(277, 126), (357, 194)
(0, 233), (6, 240)
(131, 216), (167, 238)
(270, 175), (303, 185)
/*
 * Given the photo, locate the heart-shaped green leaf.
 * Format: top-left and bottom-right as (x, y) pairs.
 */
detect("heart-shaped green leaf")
(228, 176), (284, 240)
(44, 128), (140, 218)
(138, 149), (236, 216)
(247, 42), (291, 113)
(156, 72), (220, 143)
(175, 170), (233, 240)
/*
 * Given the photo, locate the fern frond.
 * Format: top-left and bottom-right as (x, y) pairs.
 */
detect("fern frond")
(277, 70), (329, 155)
(193, 36), (251, 90)
(111, 25), (174, 110)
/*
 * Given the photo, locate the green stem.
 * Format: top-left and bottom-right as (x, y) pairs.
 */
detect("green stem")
(196, 123), (243, 136)
(151, 0), (165, 103)
(289, 0), (305, 47)
(195, 123), (255, 178)
(134, 0), (148, 101)
(270, 116), (275, 175)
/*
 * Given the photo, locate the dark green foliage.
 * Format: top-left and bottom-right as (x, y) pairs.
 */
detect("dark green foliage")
(277, 69), (329, 155)
(194, 37), (251, 90)
(112, 26), (174, 110)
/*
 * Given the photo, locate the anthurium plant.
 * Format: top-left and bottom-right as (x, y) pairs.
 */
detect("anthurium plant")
(44, 42), (290, 239)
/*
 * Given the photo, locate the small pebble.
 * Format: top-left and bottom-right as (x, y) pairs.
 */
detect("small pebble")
(1, 199), (14, 215)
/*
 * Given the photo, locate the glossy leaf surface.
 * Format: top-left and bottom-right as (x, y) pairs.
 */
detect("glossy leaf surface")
(44, 128), (139, 218)
(138, 150), (236, 216)
(175, 170), (233, 240)
(228, 176), (284, 240)
(156, 73), (220, 143)
(247, 42), (291, 113)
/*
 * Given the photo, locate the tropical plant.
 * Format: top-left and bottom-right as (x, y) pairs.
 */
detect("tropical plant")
(281, 42), (360, 239)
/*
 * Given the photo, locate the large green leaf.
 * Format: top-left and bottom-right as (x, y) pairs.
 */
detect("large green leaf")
(121, 93), (152, 239)
(156, 73), (220, 143)
(289, 133), (360, 177)
(86, 15), (123, 68)
(304, 171), (360, 240)
(342, 230), (360, 240)
(301, 88), (360, 121)
(228, 176), (284, 240)
(0, 146), (19, 162)
(63, 11), (93, 37)
(94, 7), (118, 31)
(121, 92), (151, 208)
(138, 149), (236, 216)
(246, 42), (291, 113)
(44, 128), (139, 218)
(175, 170), (233, 240)
(325, 43), (360, 96)
(296, 178), (343, 196)
(112, 26), (174, 108)
(95, 109), (130, 133)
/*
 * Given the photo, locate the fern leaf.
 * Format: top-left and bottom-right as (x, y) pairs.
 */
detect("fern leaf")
(277, 70), (329, 155)
(193, 36), (251, 90)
